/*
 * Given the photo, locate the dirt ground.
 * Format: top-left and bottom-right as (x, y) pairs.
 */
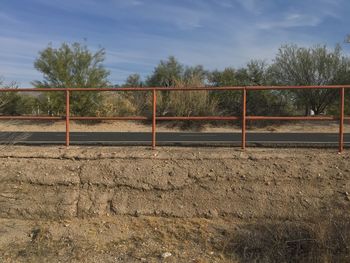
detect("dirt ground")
(0, 120), (350, 133)
(0, 146), (350, 262)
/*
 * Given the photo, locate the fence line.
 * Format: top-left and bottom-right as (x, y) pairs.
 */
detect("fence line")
(0, 85), (348, 152)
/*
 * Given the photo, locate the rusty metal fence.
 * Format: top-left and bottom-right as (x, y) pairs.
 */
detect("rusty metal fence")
(0, 85), (348, 152)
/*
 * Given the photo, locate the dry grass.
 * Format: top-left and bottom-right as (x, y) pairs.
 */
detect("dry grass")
(4, 216), (349, 263)
(222, 216), (350, 262)
(97, 92), (137, 117)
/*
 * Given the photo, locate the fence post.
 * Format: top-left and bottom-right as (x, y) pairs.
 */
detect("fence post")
(65, 89), (70, 147)
(152, 89), (157, 149)
(339, 87), (345, 153)
(242, 88), (247, 149)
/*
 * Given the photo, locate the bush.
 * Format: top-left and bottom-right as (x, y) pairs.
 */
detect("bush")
(97, 92), (137, 117)
(156, 76), (218, 129)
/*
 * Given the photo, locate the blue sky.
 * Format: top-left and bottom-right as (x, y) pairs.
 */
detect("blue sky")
(0, 0), (350, 87)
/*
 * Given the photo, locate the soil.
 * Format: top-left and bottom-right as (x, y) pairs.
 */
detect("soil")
(0, 120), (349, 133)
(0, 146), (349, 262)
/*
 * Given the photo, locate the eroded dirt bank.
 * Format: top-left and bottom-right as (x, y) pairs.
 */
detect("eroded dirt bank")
(0, 146), (349, 262)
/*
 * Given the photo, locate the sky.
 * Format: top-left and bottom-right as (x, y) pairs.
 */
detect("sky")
(1, 0), (350, 87)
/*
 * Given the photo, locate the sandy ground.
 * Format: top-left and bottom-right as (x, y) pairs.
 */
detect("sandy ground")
(0, 120), (350, 133)
(0, 146), (349, 262)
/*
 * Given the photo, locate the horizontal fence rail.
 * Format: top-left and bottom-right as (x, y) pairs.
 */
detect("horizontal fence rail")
(0, 85), (348, 152)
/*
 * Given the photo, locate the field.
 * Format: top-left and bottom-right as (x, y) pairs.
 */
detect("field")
(0, 146), (349, 262)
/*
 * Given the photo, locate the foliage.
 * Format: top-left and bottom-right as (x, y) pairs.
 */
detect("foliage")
(144, 57), (211, 119)
(0, 80), (23, 115)
(146, 56), (183, 87)
(157, 75), (218, 129)
(123, 74), (150, 115)
(208, 61), (290, 117)
(162, 75), (217, 117)
(3, 42), (350, 125)
(32, 42), (109, 116)
(270, 44), (350, 115)
(125, 74), (144, 87)
(97, 92), (137, 117)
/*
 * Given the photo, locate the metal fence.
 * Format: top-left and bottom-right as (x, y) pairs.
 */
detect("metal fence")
(0, 85), (348, 152)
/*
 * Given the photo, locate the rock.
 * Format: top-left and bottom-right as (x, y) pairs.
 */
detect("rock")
(248, 156), (258, 161)
(209, 209), (219, 218)
(204, 209), (219, 219)
(161, 252), (172, 259)
(134, 210), (141, 217)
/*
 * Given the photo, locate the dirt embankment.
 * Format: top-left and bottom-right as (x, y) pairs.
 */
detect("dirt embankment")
(0, 146), (350, 262)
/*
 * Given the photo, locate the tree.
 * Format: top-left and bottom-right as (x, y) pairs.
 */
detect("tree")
(242, 60), (290, 116)
(145, 57), (210, 117)
(207, 68), (241, 115)
(0, 79), (23, 115)
(124, 74), (144, 88)
(183, 65), (207, 84)
(270, 44), (350, 115)
(208, 67), (237, 86)
(146, 56), (183, 87)
(32, 42), (110, 116)
(207, 62), (288, 117)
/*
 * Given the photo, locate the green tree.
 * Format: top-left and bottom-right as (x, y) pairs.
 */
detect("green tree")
(145, 57), (209, 117)
(32, 42), (110, 116)
(243, 60), (289, 116)
(208, 61), (290, 117)
(124, 73), (143, 87)
(0, 79), (23, 115)
(208, 68), (241, 115)
(270, 44), (350, 115)
(183, 65), (207, 84)
(146, 56), (183, 87)
(208, 68), (237, 86)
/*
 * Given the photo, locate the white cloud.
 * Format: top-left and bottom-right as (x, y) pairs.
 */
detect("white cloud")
(258, 13), (322, 29)
(0, 0), (348, 86)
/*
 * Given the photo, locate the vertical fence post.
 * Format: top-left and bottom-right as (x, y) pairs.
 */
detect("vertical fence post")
(65, 89), (70, 147)
(242, 87), (247, 149)
(152, 89), (157, 149)
(339, 87), (345, 153)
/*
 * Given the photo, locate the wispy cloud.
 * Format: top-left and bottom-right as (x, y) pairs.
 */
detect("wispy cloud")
(0, 0), (349, 86)
(258, 13), (322, 29)
(235, 0), (262, 14)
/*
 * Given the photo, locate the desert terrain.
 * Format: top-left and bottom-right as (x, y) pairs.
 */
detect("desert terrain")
(0, 120), (349, 133)
(0, 146), (349, 262)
